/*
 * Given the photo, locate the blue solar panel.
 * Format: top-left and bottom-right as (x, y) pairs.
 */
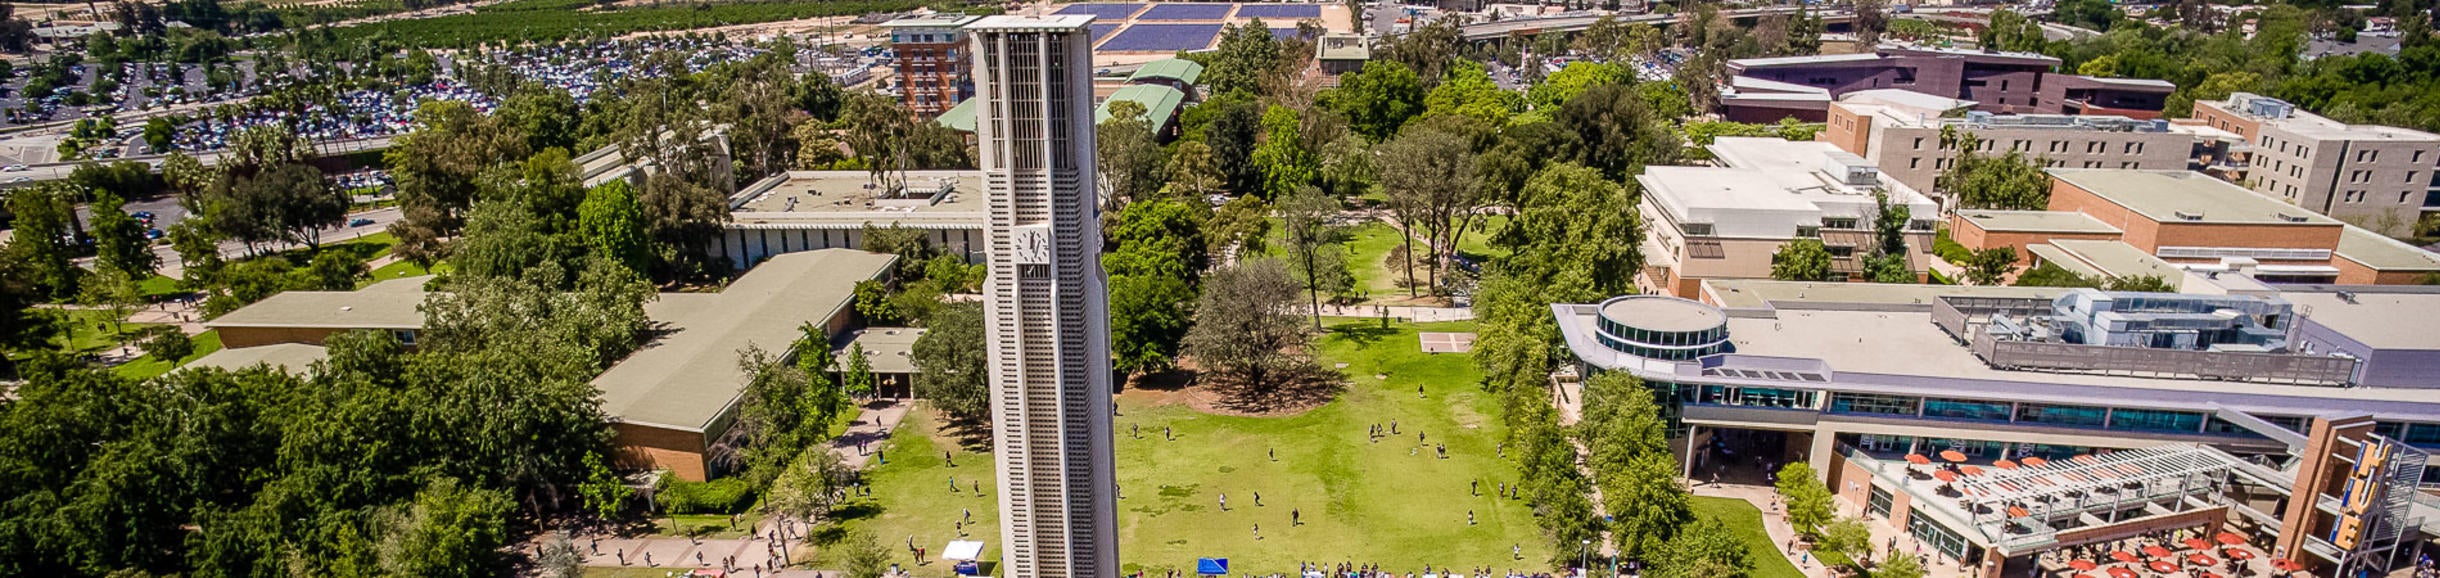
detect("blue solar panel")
(1054, 3), (1144, 20)
(1099, 23), (1223, 51)
(1091, 23), (1123, 41)
(1137, 3), (1234, 20)
(1235, 4), (1322, 19)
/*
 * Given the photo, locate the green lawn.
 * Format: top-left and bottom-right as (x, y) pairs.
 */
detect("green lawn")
(363, 262), (445, 288)
(827, 319), (1553, 576)
(1691, 497), (1806, 578)
(1339, 218), (1507, 306)
(111, 330), (222, 380)
(43, 308), (156, 353)
(137, 274), (187, 299)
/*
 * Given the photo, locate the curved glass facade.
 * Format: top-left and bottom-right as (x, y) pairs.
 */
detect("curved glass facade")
(1592, 297), (1731, 360)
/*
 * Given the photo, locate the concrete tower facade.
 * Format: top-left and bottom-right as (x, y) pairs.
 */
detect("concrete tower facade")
(967, 14), (1118, 578)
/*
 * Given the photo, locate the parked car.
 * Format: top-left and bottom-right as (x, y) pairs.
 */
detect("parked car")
(348, 218), (375, 227)
(145, 228), (163, 240)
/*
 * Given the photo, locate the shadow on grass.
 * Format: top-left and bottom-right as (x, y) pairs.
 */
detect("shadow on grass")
(1204, 363), (1347, 415)
(1325, 321), (1399, 346)
(937, 418), (996, 451)
(1126, 369), (1196, 392)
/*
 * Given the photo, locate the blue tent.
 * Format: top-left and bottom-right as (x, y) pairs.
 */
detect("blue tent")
(1197, 558), (1230, 575)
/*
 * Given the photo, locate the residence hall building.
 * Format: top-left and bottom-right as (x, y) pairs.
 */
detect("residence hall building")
(1635, 137), (1940, 297)
(2189, 92), (2440, 235)
(1721, 44), (2173, 123)
(882, 14), (983, 116)
(1555, 282), (2440, 577)
(1944, 169), (2440, 285)
(1822, 90), (2202, 201)
(202, 249), (900, 482)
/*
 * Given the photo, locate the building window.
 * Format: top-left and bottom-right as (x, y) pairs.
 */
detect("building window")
(1913, 137), (1925, 150)
(2415, 150), (2427, 164)
(1829, 393), (1920, 416)
(1922, 398), (2012, 422)
(1683, 223), (1714, 236)
(2106, 408), (2205, 433)
(2015, 403), (2108, 427)
(1823, 217), (1860, 230)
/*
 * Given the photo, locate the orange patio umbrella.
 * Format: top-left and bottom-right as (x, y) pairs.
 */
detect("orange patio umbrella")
(1906, 453), (1932, 465)
(1961, 465), (1987, 476)
(2214, 532), (2246, 546)
(2187, 553), (2218, 566)
(2183, 538), (2213, 551)
(1934, 469), (1959, 482)
(2270, 558), (2302, 572)
(2072, 454), (2100, 464)
(1941, 450), (1969, 462)
(1995, 459), (2021, 469)
(2007, 506), (2030, 517)
(2106, 566), (2140, 578)
(2022, 456), (2050, 467)
(2143, 545), (2173, 559)
(2224, 548), (2255, 561)
(2148, 560), (2180, 574)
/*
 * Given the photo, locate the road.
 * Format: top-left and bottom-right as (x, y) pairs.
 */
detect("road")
(0, 135), (398, 188)
(126, 206), (404, 280)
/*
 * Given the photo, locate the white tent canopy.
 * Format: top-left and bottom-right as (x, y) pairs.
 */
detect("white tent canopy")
(942, 540), (985, 561)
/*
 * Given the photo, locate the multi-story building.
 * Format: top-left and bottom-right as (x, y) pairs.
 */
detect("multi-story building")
(1721, 44), (2172, 123)
(968, 15), (1119, 578)
(883, 14), (983, 116)
(2189, 93), (2440, 235)
(1635, 137), (1941, 297)
(1823, 90), (2200, 201)
(1944, 169), (2440, 285)
(1553, 281), (2440, 578)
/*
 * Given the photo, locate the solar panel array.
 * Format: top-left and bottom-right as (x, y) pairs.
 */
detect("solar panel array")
(1054, 3), (1146, 20)
(1100, 23), (1224, 51)
(1090, 23), (1123, 41)
(1137, 3), (1234, 20)
(1234, 4), (1321, 19)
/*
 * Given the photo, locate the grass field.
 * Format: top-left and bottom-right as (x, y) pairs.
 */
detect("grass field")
(43, 308), (156, 353)
(1340, 218), (1506, 305)
(1691, 497), (1806, 578)
(823, 319), (1554, 576)
(111, 330), (223, 380)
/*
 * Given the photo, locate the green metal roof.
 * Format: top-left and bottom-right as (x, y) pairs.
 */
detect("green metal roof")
(1096, 84), (1186, 128)
(936, 98), (978, 133)
(1127, 58), (1204, 85)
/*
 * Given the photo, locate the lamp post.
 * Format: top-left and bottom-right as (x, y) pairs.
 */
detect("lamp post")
(1581, 539), (1592, 577)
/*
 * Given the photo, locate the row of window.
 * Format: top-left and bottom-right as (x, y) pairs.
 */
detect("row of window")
(1915, 137), (2151, 155)
(1826, 392), (2292, 436)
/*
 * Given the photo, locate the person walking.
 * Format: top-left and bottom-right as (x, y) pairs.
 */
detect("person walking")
(1220, 493), (1228, 511)
(1292, 508), (1301, 526)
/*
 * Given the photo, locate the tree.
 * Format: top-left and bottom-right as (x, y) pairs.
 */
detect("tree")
(577, 452), (630, 522)
(577, 180), (651, 276)
(1422, 60), (1524, 128)
(536, 532), (586, 578)
(840, 529), (893, 578)
(375, 479), (514, 578)
(1863, 191), (1917, 284)
(7, 183), (82, 298)
(1377, 17), (1460, 87)
(1252, 105), (1318, 198)
(1201, 97), (1268, 194)
(1377, 124), (1478, 295)
(1771, 239), (1837, 281)
(1162, 141), (1227, 201)
(89, 191), (158, 278)
(1876, 551), (1928, 578)
(1207, 20), (1285, 97)
(912, 301), (988, 423)
(843, 343), (876, 398)
(1327, 60), (1425, 140)
(1529, 61), (1628, 110)
(1580, 372), (1687, 560)
(1820, 517), (1873, 568)
(1775, 462), (1835, 538)
(734, 335), (846, 485)
(1981, 9), (2047, 53)
(1183, 259), (1320, 400)
(1649, 518), (1755, 578)
(765, 446), (850, 523)
(1939, 131), (2052, 211)
(139, 326), (194, 361)
(498, 85), (581, 153)
(1964, 248), (2019, 285)
(2013, 262), (2104, 288)
(1495, 163), (1641, 293)
(1110, 272), (1196, 375)
(387, 100), (530, 264)
(1098, 100), (1166, 209)
(1853, 0), (1889, 46)
(1277, 186), (1346, 330)
(1558, 83), (1681, 180)
(2106, 275), (2175, 292)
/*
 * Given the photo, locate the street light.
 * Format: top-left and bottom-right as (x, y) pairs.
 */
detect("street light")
(1580, 539), (1591, 577)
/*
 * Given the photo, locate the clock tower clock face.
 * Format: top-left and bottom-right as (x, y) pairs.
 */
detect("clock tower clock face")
(1013, 225), (1052, 265)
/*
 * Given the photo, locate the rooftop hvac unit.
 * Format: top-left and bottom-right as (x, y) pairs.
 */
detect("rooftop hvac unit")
(1823, 152), (1879, 187)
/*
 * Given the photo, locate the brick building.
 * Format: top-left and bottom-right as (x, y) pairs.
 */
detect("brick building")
(882, 14), (982, 116)
(1822, 90), (2200, 202)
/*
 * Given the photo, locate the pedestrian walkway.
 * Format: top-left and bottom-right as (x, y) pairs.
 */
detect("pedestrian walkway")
(544, 398), (918, 577)
(1304, 303), (1475, 322)
(1691, 482), (1979, 578)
